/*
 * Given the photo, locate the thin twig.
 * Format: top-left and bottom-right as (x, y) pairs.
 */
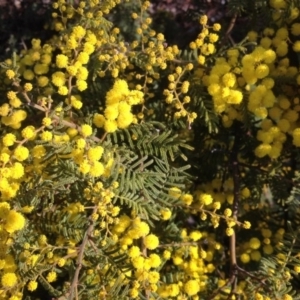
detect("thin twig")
(67, 206), (98, 300)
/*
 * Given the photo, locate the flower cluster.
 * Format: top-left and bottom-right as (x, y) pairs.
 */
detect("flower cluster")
(93, 79), (144, 132)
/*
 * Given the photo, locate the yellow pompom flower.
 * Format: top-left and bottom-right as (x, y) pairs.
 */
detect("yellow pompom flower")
(199, 15), (208, 25)
(199, 193), (213, 205)
(70, 96), (83, 109)
(227, 90), (243, 104)
(27, 280), (38, 291)
(72, 25), (86, 39)
(226, 228), (234, 236)
(254, 143), (272, 157)
(87, 146), (104, 162)
(79, 160), (91, 174)
(247, 31), (258, 42)
(149, 253), (161, 268)
(34, 64), (49, 75)
(89, 161), (104, 177)
(81, 124), (93, 137)
(37, 76), (49, 87)
(249, 237), (261, 249)
(93, 113), (105, 128)
(23, 69), (35, 80)
(76, 80), (87, 91)
(66, 65), (77, 76)
(160, 208), (172, 220)
(73, 65), (86, 80)
(3, 133), (17, 147)
(104, 105), (119, 120)
(4, 210), (26, 233)
(1, 272), (17, 287)
(46, 271), (57, 283)
(40, 131), (53, 141)
(291, 23), (300, 36)
(293, 41), (300, 52)
(6, 69), (15, 79)
(9, 96), (22, 108)
(42, 117), (52, 127)
(184, 279), (200, 296)
(14, 146), (29, 161)
(76, 138), (86, 149)
(128, 246), (140, 258)
(0, 103), (10, 116)
(52, 71), (66, 87)
(11, 162), (24, 179)
(56, 54), (68, 68)
(117, 112), (134, 129)
(24, 83), (33, 91)
(190, 230), (202, 241)
(240, 253), (250, 264)
(0, 152), (10, 163)
(144, 234), (159, 250)
(255, 64), (269, 79)
(181, 193), (193, 205)
(213, 23), (221, 31)
(58, 86), (68, 95)
(77, 52), (90, 64)
(222, 72), (236, 87)
(104, 120), (118, 133)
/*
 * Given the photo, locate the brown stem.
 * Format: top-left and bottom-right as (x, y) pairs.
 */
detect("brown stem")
(67, 206), (98, 300)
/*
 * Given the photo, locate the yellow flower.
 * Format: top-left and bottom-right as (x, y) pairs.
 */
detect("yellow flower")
(87, 146), (104, 162)
(0, 103), (10, 117)
(37, 76), (49, 87)
(1, 272), (17, 287)
(117, 112), (133, 129)
(40, 131), (53, 141)
(42, 117), (52, 127)
(58, 86), (68, 95)
(190, 230), (202, 241)
(76, 138), (86, 149)
(52, 71), (66, 87)
(149, 254), (161, 268)
(160, 208), (172, 220)
(144, 234), (159, 250)
(213, 23), (221, 31)
(128, 246), (140, 258)
(3, 133), (17, 147)
(249, 237), (261, 249)
(76, 80), (88, 91)
(240, 253), (250, 264)
(77, 52), (90, 64)
(104, 104), (119, 120)
(89, 161), (104, 177)
(293, 41), (300, 52)
(184, 279), (200, 296)
(27, 280), (38, 291)
(32, 145), (46, 158)
(14, 146), (29, 161)
(11, 162), (24, 179)
(104, 120), (118, 133)
(56, 54), (68, 68)
(199, 193), (213, 205)
(199, 15), (208, 25)
(79, 160), (91, 174)
(46, 271), (57, 283)
(168, 187), (181, 199)
(72, 25), (86, 39)
(81, 124), (93, 137)
(6, 70), (15, 79)
(4, 210), (26, 233)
